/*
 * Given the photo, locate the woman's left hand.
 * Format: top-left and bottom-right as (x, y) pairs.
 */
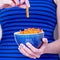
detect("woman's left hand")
(18, 38), (48, 59)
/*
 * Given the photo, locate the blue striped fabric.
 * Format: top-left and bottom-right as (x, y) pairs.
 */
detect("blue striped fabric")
(0, 0), (59, 60)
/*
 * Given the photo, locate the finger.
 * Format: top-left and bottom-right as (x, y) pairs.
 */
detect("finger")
(19, 0), (26, 9)
(0, 4), (13, 9)
(20, 44), (40, 58)
(42, 38), (48, 43)
(20, 0), (25, 4)
(20, 44), (37, 58)
(39, 38), (48, 54)
(0, 0), (15, 9)
(12, 0), (19, 5)
(2, 4), (12, 8)
(19, 0), (30, 8)
(26, 42), (41, 58)
(4, 0), (15, 7)
(26, 42), (39, 53)
(18, 44), (36, 59)
(19, 4), (26, 9)
(18, 48), (36, 59)
(25, 0), (30, 7)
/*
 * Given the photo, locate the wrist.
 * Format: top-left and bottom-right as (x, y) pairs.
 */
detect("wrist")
(43, 43), (50, 54)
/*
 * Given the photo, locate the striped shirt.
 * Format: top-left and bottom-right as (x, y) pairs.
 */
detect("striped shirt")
(0, 0), (59, 60)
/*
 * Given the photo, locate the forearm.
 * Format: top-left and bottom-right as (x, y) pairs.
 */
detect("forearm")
(44, 6), (60, 54)
(44, 39), (60, 54)
(44, 3), (60, 54)
(57, 4), (60, 38)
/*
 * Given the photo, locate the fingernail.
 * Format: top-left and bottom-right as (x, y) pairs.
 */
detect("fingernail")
(19, 45), (23, 49)
(19, 46), (21, 49)
(43, 38), (48, 42)
(19, 43), (23, 47)
(20, 43), (23, 46)
(26, 42), (30, 45)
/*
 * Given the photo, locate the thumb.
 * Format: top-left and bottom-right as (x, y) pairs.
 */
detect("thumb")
(25, 0), (30, 8)
(42, 38), (48, 44)
(39, 38), (48, 52)
(19, 0), (30, 9)
(12, 0), (19, 5)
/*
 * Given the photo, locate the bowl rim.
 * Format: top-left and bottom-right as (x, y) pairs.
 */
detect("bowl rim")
(14, 31), (44, 35)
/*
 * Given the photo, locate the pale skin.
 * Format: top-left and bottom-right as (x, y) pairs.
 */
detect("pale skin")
(0, 0), (30, 9)
(18, 0), (60, 59)
(0, 0), (60, 59)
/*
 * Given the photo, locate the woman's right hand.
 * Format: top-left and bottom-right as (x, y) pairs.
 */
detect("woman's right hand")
(19, 0), (30, 9)
(0, 0), (19, 9)
(0, 0), (30, 9)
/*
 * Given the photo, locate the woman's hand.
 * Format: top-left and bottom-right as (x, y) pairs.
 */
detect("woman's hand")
(0, 0), (19, 9)
(0, 0), (30, 9)
(19, 0), (30, 9)
(18, 38), (48, 59)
